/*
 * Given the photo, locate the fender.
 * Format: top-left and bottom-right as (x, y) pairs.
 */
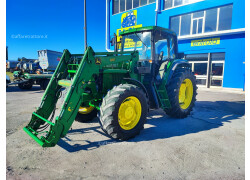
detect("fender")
(123, 78), (149, 98)
(166, 60), (192, 85)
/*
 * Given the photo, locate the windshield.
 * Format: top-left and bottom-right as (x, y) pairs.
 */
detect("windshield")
(121, 32), (152, 60)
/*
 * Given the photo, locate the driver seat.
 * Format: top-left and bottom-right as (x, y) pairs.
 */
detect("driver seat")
(155, 60), (169, 85)
(159, 61), (169, 78)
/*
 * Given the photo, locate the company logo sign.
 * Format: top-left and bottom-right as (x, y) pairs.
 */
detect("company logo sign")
(191, 38), (220, 47)
(116, 10), (142, 43)
(121, 11), (136, 28)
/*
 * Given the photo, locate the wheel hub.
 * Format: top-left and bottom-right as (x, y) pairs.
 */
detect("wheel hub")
(118, 96), (142, 130)
(78, 106), (94, 114)
(179, 79), (193, 109)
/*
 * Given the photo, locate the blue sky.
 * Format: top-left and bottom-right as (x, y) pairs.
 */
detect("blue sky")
(6, 0), (106, 60)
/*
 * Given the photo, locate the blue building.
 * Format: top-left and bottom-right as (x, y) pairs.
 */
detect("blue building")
(106, 0), (245, 90)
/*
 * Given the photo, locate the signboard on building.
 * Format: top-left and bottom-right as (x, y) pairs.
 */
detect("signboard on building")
(191, 38), (220, 47)
(116, 10), (142, 43)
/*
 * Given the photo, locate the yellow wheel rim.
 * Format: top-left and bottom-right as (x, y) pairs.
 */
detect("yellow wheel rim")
(78, 106), (95, 114)
(179, 79), (193, 109)
(118, 96), (142, 130)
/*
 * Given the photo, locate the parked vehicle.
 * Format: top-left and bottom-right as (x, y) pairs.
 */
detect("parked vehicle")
(6, 75), (11, 88)
(6, 60), (19, 72)
(12, 50), (62, 90)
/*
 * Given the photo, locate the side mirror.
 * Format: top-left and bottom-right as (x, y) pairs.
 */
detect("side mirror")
(178, 52), (184, 59)
(110, 37), (116, 46)
(159, 51), (164, 61)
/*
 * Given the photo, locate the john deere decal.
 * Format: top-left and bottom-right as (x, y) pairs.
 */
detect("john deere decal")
(95, 57), (101, 65)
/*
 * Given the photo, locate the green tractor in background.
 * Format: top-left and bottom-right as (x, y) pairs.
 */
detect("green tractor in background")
(24, 26), (197, 147)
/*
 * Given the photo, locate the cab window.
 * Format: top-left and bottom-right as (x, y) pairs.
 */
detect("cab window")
(121, 31), (152, 61)
(154, 31), (170, 61)
(155, 39), (168, 61)
(169, 37), (176, 59)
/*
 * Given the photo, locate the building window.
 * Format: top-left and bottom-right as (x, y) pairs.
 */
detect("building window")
(113, 0), (119, 14)
(120, 0), (126, 12)
(174, 0), (182, 6)
(164, 0), (202, 10)
(218, 5), (233, 31)
(126, 0), (132, 10)
(170, 5), (233, 36)
(180, 14), (191, 36)
(170, 16), (180, 35)
(185, 53), (208, 86)
(185, 53), (225, 87)
(141, 0), (148, 6)
(192, 11), (204, 34)
(205, 8), (217, 33)
(113, 0), (156, 15)
(165, 0), (173, 9)
(133, 0), (139, 8)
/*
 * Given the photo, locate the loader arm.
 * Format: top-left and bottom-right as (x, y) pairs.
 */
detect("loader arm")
(24, 47), (138, 147)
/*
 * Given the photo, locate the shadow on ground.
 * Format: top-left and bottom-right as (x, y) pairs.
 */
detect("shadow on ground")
(57, 100), (245, 152)
(6, 85), (43, 93)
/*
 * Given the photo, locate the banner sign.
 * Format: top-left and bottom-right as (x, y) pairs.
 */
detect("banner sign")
(191, 38), (220, 47)
(116, 10), (142, 43)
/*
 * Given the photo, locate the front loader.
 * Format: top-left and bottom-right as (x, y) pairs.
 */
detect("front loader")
(24, 26), (197, 147)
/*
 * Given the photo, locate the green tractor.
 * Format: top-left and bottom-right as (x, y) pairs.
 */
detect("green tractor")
(24, 26), (197, 147)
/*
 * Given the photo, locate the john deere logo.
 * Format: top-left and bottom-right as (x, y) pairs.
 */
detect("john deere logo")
(95, 57), (101, 65)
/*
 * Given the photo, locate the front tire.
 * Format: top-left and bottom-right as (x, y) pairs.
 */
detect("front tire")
(99, 84), (148, 140)
(165, 68), (197, 118)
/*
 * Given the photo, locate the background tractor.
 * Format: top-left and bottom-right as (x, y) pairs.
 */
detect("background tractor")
(11, 50), (62, 90)
(24, 26), (197, 147)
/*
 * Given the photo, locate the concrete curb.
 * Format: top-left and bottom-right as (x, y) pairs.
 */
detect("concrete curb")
(197, 86), (245, 94)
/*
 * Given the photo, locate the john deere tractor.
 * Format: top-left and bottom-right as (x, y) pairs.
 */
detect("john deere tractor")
(24, 26), (197, 147)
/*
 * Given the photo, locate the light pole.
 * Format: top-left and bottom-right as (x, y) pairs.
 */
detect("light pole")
(155, 0), (161, 26)
(84, 0), (87, 50)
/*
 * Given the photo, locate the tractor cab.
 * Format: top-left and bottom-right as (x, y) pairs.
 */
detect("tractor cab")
(119, 26), (178, 62)
(116, 27), (179, 79)
(118, 26), (179, 77)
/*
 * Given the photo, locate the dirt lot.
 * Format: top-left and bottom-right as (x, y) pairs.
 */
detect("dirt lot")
(6, 85), (245, 180)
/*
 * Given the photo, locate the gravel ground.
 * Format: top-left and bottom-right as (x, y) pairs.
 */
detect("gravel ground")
(6, 85), (245, 180)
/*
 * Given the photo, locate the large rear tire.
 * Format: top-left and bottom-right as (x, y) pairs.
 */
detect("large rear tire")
(165, 68), (197, 118)
(75, 106), (98, 123)
(99, 84), (148, 140)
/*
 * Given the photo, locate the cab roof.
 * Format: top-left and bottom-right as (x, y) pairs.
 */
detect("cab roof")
(120, 26), (177, 36)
